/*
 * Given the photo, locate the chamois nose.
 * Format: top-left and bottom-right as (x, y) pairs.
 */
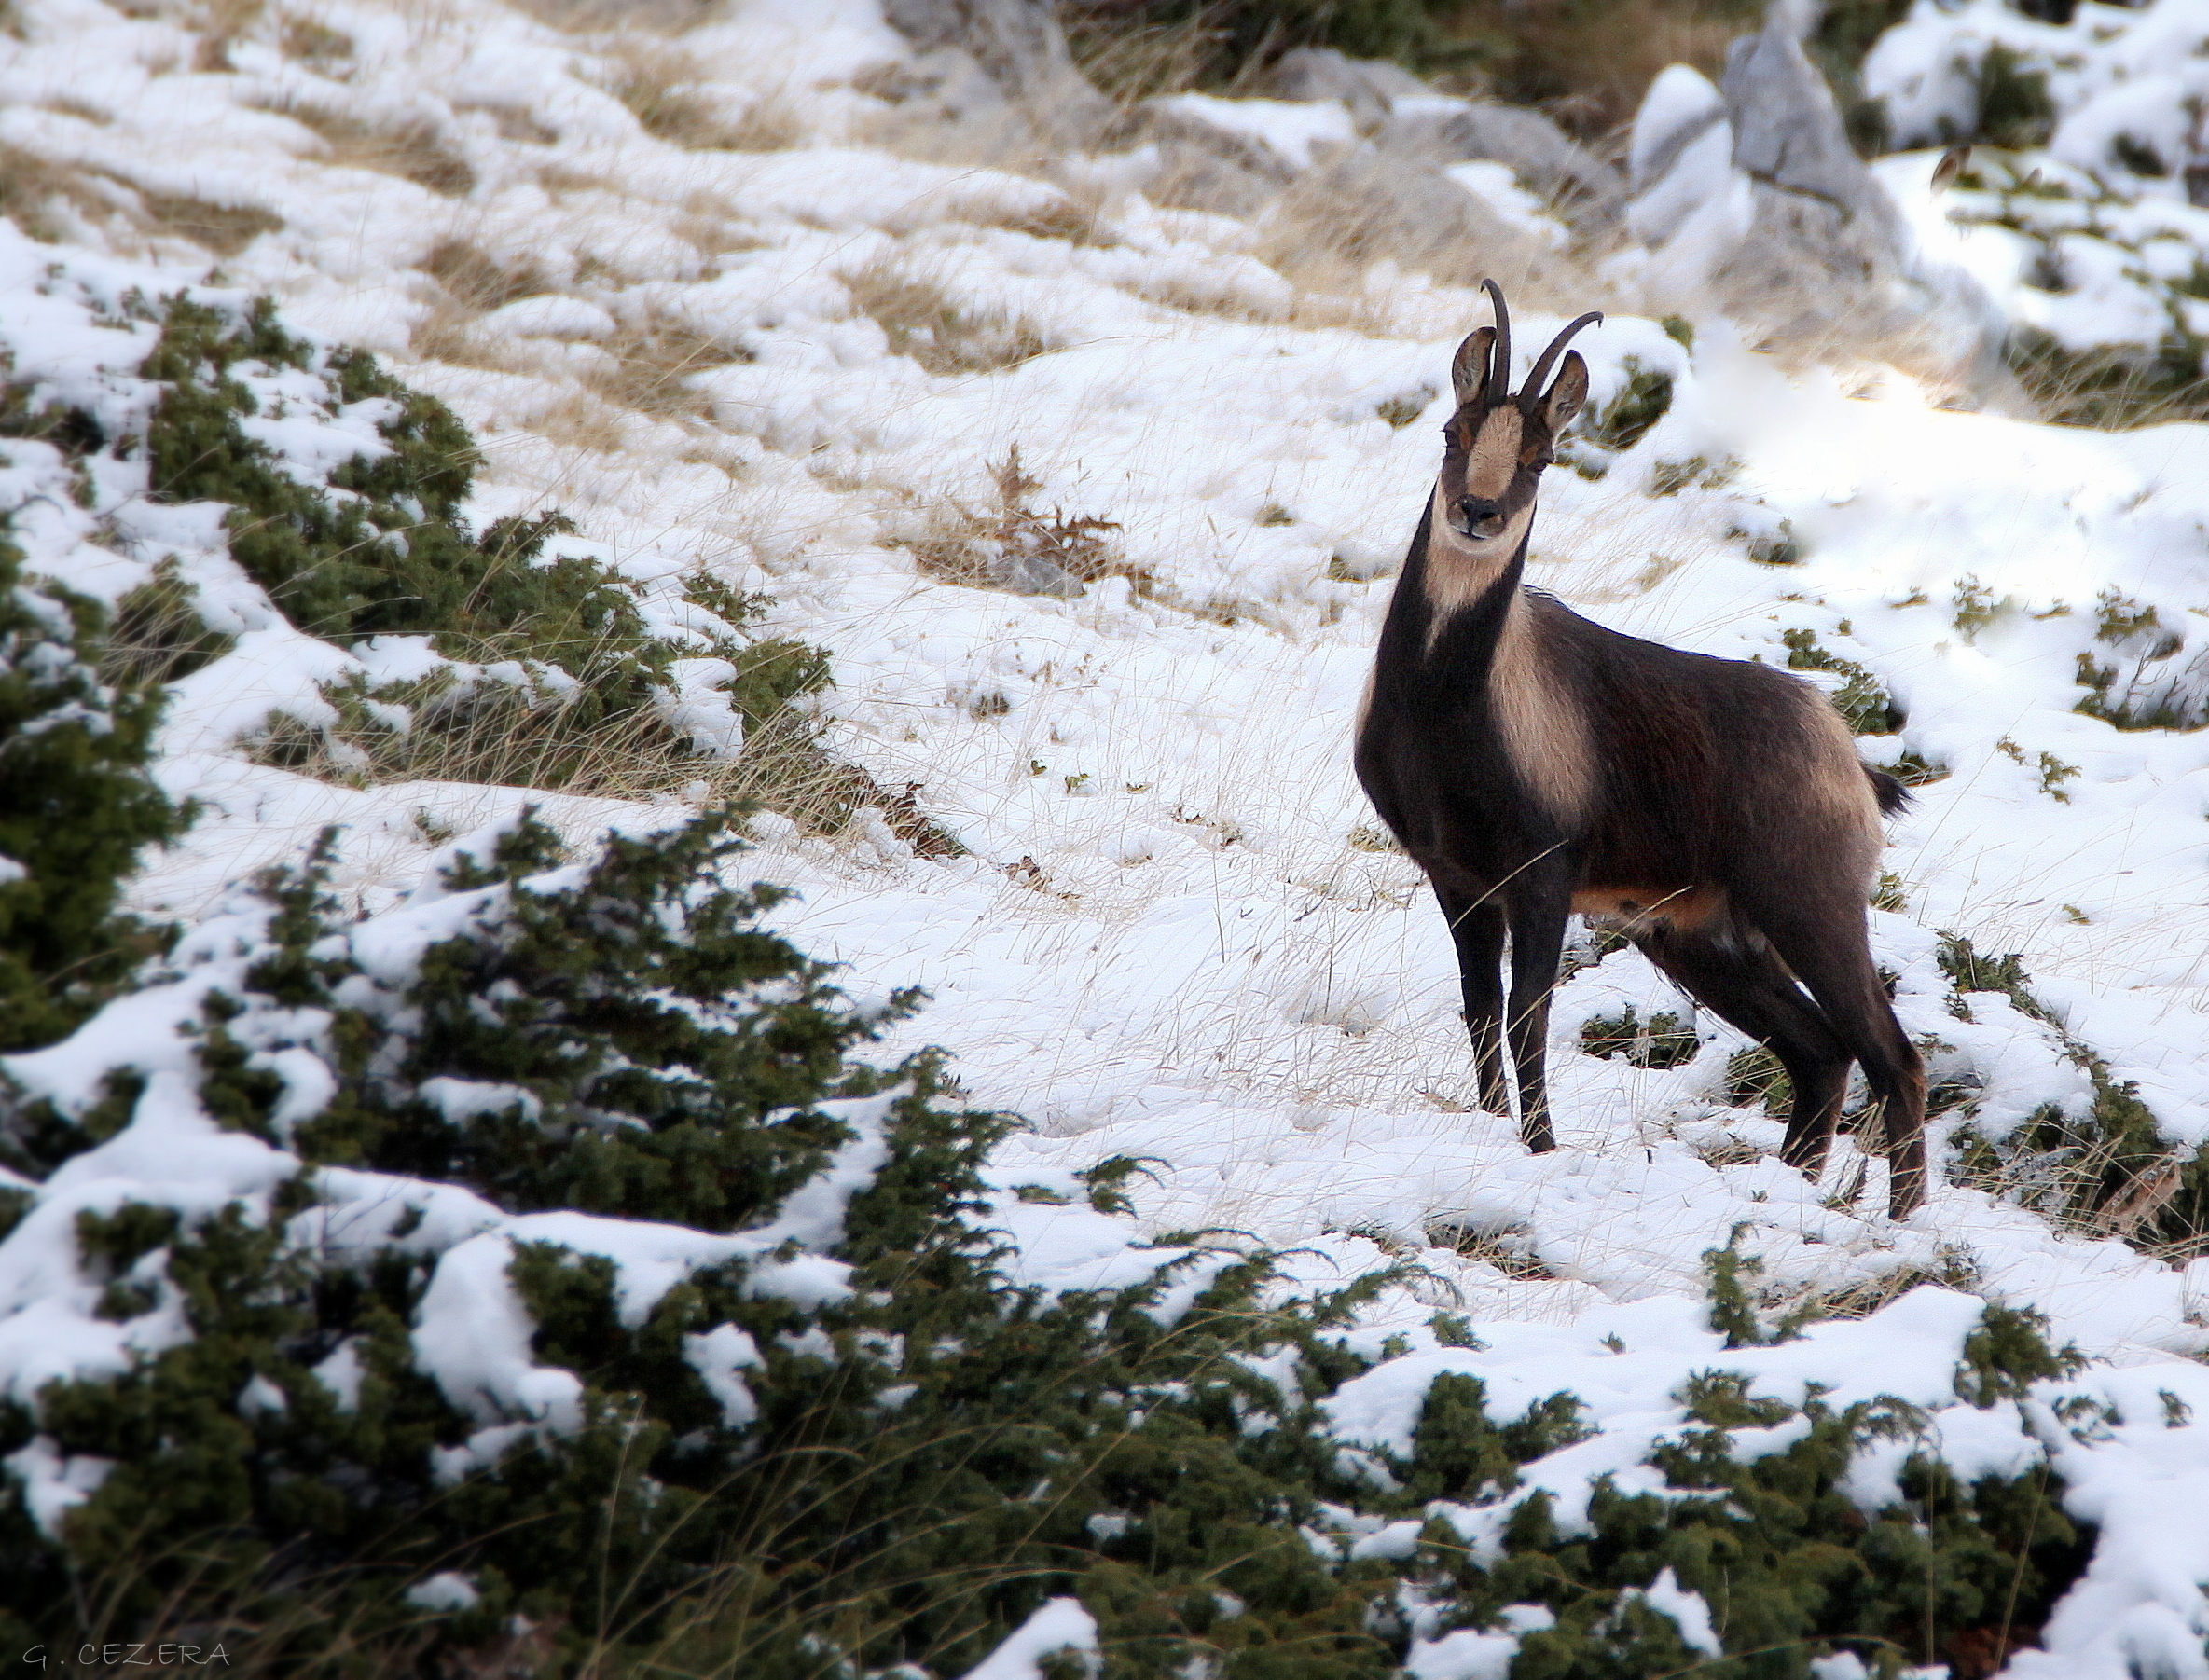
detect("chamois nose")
(1458, 495), (1504, 535)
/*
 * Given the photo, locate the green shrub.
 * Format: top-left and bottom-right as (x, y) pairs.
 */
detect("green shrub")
(0, 802), (2112, 1677)
(0, 537), (184, 1051)
(1412, 1309), (2092, 1680)
(1782, 627), (1904, 736)
(1932, 932), (2209, 1247)
(1579, 1007), (1700, 1069)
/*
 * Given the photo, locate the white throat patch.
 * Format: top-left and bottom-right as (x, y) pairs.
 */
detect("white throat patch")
(1420, 480), (1532, 634)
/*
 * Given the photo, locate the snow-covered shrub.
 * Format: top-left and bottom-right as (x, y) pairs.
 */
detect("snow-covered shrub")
(0, 540), (182, 1052)
(1931, 933), (2207, 1248)
(1863, 0), (2209, 423)
(0, 264), (822, 796)
(0, 801), (2112, 1677)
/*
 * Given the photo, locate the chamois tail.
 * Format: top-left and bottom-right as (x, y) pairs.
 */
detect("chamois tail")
(1866, 765), (1910, 818)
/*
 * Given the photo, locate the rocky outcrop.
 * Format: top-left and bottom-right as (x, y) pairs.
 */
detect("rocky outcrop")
(1625, 2), (2015, 400)
(1261, 47), (1430, 130)
(1379, 100), (1624, 232)
(1252, 47), (1624, 234)
(876, 0), (1111, 144)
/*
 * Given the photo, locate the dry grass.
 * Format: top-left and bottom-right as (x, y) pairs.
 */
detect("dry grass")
(525, 389), (634, 456)
(251, 684), (670, 798)
(41, 94), (111, 124)
(1255, 154), (1606, 321)
(458, 101), (559, 146)
(278, 13), (352, 68)
(581, 310), (752, 422)
(191, 0), (265, 73)
(888, 447), (1149, 599)
(602, 39), (802, 152)
(256, 680), (962, 859)
(1424, 1220), (1558, 1279)
(0, 140), (287, 254)
(1060, 5), (1271, 106)
(409, 239), (552, 365)
(102, 561), (236, 691)
(505, 0), (714, 32)
(0, 145), (131, 241)
(1434, 0), (1761, 137)
(841, 259), (1053, 377)
(255, 96), (476, 196)
(134, 188), (284, 255)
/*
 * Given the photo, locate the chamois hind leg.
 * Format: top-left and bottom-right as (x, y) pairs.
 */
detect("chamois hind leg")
(1636, 927), (1854, 1177)
(1740, 897), (1928, 1219)
(1436, 886), (1509, 1118)
(1504, 872), (1574, 1153)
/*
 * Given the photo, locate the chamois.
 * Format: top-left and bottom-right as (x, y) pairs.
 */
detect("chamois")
(1354, 282), (1928, 1218)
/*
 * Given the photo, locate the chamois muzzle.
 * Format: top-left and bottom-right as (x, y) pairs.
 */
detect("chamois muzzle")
(1457, 494), (1506, 538)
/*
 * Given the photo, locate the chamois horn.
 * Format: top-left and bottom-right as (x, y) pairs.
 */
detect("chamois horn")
(1519, 310), (1605, 411)
(1480, 277), (1512, 406)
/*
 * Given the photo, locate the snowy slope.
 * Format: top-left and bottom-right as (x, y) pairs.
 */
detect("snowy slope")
(3, 0), (2209, 1673)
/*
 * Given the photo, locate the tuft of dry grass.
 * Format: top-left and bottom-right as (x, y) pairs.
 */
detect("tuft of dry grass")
(0, 145), (129, 241)
(526, 389), (634, 456)
(582, 310), (752, 422)
(1425, 1220), (1558, 1279)
(134, 188), (284, 255)
(41, 94), (110, 123)
(602, 39), (803, 151)
(505, 0), (714, 32)
(1252, 155), (1603, 322)
(410, 239), (552, 365)
(841, 260), (1052, 376)
(1061, 5), (1270, 106)
(102, 561), (236, 691)
(889, 446), (1148, 599)
(278, 13), (352, 67)
(458, 101), (559, 146)
(255, 97), (476, 196)
(0, 141), (287, 255)
(191, 0), (265, 73)
(256, 675), (962, 860)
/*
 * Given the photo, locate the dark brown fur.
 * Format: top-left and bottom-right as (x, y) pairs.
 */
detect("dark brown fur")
(1354, 285), (1928, 1217)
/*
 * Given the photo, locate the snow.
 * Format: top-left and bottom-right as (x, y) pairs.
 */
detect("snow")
(1634, 1568), (1721, 1657)
(0, 0), (2206, 1668)
(956, 1597), (1101, 1680)
(404, 1572), (482, 1613)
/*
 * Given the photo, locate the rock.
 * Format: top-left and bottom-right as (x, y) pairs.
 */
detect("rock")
(877, 0), (1111, 143)
(1378, 99), (1625, 232)
(1122, 93), (1360, 217)
(1261, 48), (1432, 131)
(1624, 2), (2017, 403)
(1627, 62), (1729, 199)
(1134, 93), (1356, 178)
(1718, 7), (1914, 318)
(988, 547), (1083, 598)
(860, 46), (1010, 127)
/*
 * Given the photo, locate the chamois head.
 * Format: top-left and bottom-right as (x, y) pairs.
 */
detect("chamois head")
(1437, 282), (1601, 545)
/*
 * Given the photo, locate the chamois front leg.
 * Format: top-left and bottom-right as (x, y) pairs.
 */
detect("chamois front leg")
(1504, 873), (1574, 1152)
(1437, 887), (1508, 1115)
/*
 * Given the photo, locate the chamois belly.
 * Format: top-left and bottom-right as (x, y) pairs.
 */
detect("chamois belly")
(1570, 882), (1727, 938)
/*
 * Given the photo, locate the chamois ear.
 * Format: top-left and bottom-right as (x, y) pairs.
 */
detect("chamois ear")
(1540, 351), (1590, 436)
(1451, 326), (1495, 407)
